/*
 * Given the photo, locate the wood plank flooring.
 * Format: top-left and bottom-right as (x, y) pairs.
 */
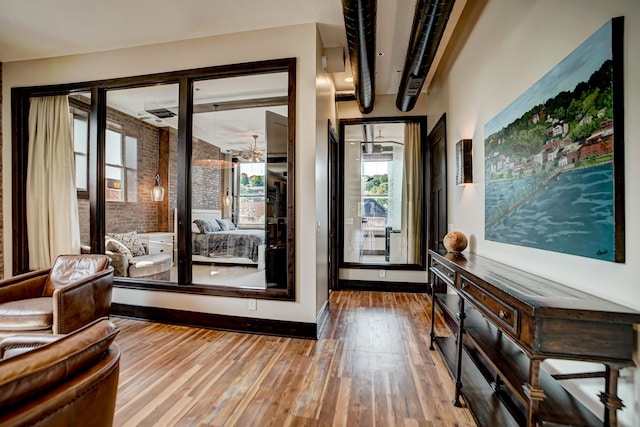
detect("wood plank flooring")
(112, 291), (476, 426)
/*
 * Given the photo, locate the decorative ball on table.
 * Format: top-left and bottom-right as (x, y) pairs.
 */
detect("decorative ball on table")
(443, 231), (468, 252)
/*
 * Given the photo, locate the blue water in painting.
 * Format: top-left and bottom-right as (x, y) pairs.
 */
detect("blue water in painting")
(485, 163), (614, 261)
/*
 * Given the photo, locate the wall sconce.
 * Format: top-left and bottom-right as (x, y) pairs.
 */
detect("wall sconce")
(455, 139), (473, 185)
(224, 187), (232, 206)
(150, 173), (165, 201)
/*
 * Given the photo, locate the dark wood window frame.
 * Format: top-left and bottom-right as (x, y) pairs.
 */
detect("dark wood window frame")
(11, 58), (297, 302)
(70, 96), (94, 200)
(337, 116), (429, 272)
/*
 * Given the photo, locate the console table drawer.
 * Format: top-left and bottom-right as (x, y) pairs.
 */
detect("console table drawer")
(460, 276), (519, 335)
(430, 258), (456, 285)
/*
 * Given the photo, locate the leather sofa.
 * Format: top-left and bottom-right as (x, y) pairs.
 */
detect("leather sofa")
(0, 254), (113, 337)
(0, 318), (120, 427)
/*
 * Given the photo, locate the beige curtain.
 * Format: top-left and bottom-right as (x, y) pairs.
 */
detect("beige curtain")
(27, 96), (81, 269)
(402, 122), (421, 264)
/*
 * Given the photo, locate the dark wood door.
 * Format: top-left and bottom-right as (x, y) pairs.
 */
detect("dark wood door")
(428, 114), (447, 252)
(328, 121), (339, 291)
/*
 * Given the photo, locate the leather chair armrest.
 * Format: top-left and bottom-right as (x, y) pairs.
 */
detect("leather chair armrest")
(106, 253), (129, 277)
(0, 269), (49, 304)
(51, 268), (114, 334)
(0, 334), (61, 359)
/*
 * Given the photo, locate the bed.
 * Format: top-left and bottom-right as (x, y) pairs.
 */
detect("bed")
(190, 209), (266, 270)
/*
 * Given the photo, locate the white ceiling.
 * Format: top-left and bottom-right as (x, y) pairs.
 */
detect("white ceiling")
(1, 0), (460, 151)
(105, 72), (290, 152)
(0, 0), (425, 95)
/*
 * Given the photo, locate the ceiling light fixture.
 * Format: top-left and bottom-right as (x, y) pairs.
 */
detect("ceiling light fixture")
(344, 77), (354, 83)
(240, 135), (264, 163)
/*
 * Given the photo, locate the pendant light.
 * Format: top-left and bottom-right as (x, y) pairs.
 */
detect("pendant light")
(224, 187), (232, 206)
(151, 173), (165, 201)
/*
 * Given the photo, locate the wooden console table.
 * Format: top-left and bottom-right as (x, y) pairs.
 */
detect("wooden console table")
(428, 250), (640, 427)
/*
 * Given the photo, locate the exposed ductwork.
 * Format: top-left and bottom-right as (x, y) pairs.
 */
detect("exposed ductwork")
(396, 0), (456, 112)
(362, 123), (375, 153)
(341, 0), (377, 114)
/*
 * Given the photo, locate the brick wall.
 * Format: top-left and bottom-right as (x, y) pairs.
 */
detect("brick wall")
(191, 134), (224, 210)
(167, 128), (224, 229)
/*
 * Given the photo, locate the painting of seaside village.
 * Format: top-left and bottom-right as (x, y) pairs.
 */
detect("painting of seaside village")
(484, 19), (623, 262)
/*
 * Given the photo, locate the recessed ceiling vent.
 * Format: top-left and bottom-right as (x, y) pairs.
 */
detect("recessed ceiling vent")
(145, 107), (176, 119)
(405, 77), (426, 96)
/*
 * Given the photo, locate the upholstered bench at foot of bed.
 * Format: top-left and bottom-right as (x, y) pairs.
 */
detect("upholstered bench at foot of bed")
(105, 252), (172, 280)
(81, 243), (172, 280)
(127, 254), (172, 280)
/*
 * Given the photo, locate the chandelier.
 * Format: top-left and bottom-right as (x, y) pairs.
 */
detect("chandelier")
(241, 134), (264, 162)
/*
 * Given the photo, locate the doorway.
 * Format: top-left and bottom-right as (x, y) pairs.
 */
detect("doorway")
(328, 116), (429, 292)
(328, 120), (339, 291)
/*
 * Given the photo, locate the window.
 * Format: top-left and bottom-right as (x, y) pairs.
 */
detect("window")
(105, 128), (137, 202)
(105, 129), (124, 201)
(238, 162), (265, 226)
(362, 160), (390, 229)
(72, 114), (89, 195)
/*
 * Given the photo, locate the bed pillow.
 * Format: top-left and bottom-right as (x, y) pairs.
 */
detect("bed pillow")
(107, 231), (146, 257)
(194, 218), (221, 233)
(105, 237), (135, 263)
(216, 218), (236, 231)
(191, 222), (201, 233)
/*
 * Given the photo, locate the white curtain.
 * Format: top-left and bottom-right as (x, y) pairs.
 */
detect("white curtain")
(27, 96), (81, 269)
(402, 122), (421, 264)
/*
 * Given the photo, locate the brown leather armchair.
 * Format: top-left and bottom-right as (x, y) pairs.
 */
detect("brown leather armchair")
(0, 318), (120, 427)
(0, 254), (114, 337)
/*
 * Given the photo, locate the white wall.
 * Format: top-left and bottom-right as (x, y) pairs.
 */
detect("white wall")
(314, 28), (337, 318)
(2, 24), (323, 324)
(337, 93), (430, 283)
(426, 1), (640, 425)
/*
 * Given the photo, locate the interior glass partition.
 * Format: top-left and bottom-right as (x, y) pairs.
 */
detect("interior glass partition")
(340, 117), (427, 269)
(189, 71), (289, 290)
(104, 83), (179, 283)
(12, 58), (296, 300)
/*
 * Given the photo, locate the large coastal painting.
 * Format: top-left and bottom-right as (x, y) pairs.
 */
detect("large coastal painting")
(484, 18), (624, 262)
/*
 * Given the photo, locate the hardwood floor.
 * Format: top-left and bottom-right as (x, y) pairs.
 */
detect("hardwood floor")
(112, 291), (476, 426)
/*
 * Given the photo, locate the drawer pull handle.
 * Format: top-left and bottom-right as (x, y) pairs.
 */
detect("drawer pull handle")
(447, 272), (454, 279)
(499, 310), (509, 320)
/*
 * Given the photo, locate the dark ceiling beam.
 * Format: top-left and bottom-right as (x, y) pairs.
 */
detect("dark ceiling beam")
(341, 0), (376, 114)
(143, 96), (289, 119)
(192, 96), (288, 114)
(396, 0), (456, 112)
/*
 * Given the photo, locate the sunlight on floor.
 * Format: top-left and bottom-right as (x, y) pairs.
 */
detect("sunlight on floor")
(169, 263), (266, 289)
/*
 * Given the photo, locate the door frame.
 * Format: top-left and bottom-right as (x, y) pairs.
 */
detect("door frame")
(427, 113), (447, 253)
(328, 120), (340, 291)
